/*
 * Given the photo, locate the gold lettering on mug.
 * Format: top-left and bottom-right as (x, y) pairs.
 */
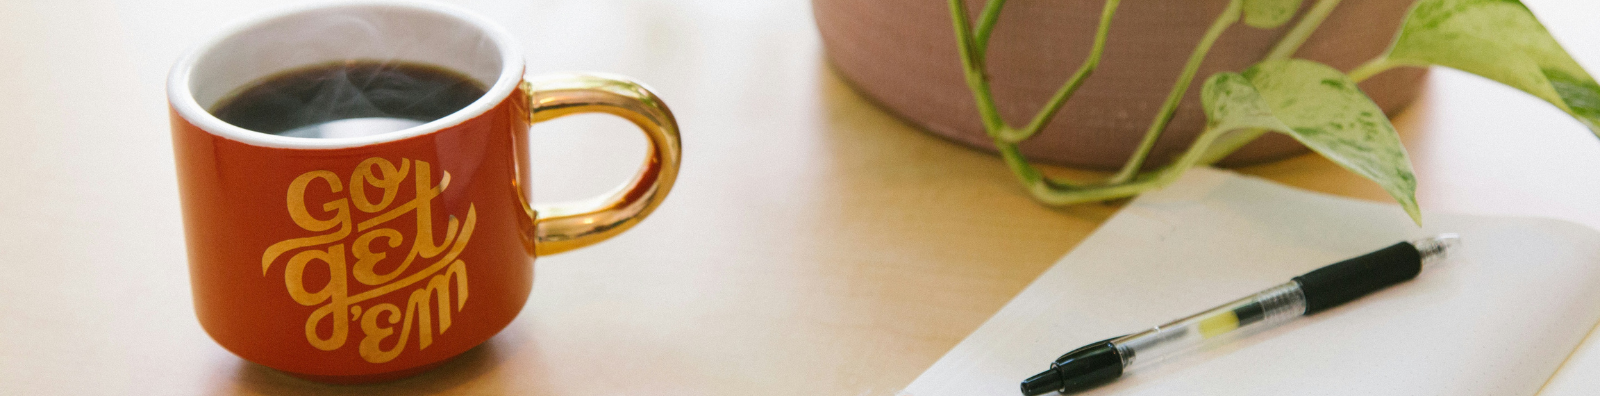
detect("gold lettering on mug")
(262, 157), (476, 363)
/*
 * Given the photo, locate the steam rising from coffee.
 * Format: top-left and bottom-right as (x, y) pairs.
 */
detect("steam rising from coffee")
(210, 60), (488, 139)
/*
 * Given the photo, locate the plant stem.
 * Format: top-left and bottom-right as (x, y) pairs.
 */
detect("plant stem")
(997, 0), (1123, 144)
(1109, 0), (1242, 184)
(1021, 124), (1234, 205)
(953, 0), (1123, 190)
(949, 0), (1007, 134)
(1347, 56), (1396, 82)
(951, 0), (1383, 206)
(997, 144), (1044, 187)
(1191, 0), (1345, 166)
(956, 0), (1348, 205)
(1264, 0), (1342, 61)
(1196, 127), (1268, 165)
(973, 0), (1008, 61)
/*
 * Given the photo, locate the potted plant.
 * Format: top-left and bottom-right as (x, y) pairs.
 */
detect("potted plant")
(815, 0), (1599, 224)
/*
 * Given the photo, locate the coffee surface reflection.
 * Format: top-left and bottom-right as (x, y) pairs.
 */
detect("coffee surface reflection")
(210, 61), (487, 138)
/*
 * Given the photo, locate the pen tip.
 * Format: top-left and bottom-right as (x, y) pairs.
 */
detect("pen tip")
(1021, 369), (1063, 396)
(1413, 234), (1460, 268)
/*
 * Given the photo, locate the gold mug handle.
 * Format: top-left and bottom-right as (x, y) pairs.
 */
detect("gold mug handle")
(521, 73), (682, 256)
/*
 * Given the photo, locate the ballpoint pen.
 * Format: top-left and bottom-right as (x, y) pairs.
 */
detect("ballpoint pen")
(1020, 234), (1461, 395)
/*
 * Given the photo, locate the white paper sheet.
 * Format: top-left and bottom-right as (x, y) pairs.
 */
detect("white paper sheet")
(900, 168), (1600, 396)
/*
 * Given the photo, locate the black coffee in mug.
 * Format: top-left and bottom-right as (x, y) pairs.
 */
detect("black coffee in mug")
(209, 61), (487, 138)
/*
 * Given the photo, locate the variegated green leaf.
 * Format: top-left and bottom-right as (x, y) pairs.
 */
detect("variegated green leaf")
(1242, 0), (1304, 29)
(1202, 60), (1420, 223)
(1384, 0), (1600, 134)
(1202, 73), (1294, 133)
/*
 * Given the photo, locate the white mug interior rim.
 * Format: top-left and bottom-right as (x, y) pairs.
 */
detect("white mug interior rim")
(167, 1), (525, 150)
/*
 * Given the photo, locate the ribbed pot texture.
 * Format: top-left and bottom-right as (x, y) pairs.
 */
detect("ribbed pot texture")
(814, 0), (1427, 169)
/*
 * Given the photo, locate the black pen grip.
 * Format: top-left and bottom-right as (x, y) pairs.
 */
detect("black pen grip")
(1292, 242), (1421, 315)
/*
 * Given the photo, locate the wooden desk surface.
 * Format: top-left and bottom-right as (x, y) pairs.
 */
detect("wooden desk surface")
(2, 0), (1598, 395)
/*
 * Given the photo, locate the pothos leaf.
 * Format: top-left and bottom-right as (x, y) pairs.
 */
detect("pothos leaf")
(1202, 60), (1421, 223)
(1242, 0), (1304, 29)
(1384, 0), (1600, 135)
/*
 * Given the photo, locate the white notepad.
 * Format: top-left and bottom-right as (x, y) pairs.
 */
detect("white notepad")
(900, 167), (1600, 396)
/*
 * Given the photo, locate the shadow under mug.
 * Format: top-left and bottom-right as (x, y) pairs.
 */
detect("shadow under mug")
(167, 2), (681, 383)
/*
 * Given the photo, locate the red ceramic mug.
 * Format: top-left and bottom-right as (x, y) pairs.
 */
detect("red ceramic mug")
(167, 2), (681, 383)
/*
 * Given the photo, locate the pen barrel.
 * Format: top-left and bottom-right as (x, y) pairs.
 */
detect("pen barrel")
(1046, 237), (1450, 390)
(1292, 242), (1421, 315)
(1112, 281), (1306, 370)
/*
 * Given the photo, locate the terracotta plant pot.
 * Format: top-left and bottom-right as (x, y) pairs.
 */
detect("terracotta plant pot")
(813, 0), (1427, 169)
